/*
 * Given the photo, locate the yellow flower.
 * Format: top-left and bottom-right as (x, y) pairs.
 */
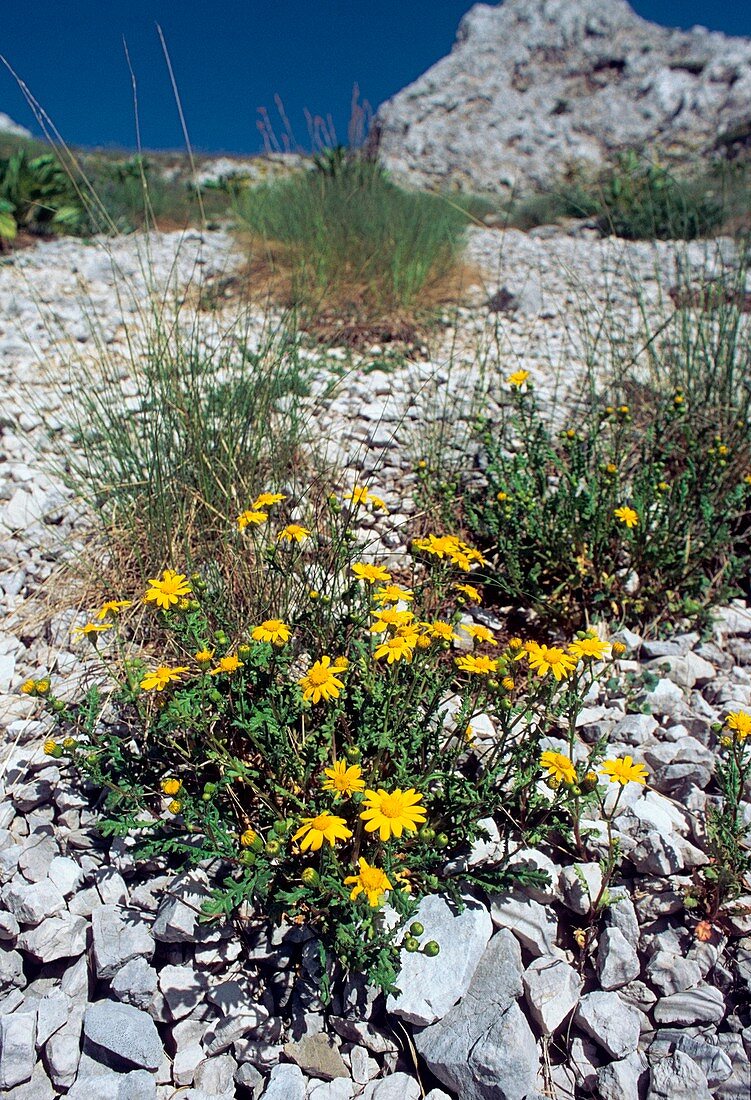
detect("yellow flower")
(744, 474), (751, 486)
(527, 644), (576, 681)
(277, 524), (310, 544)
(507, 369), (530, 387)
(251, 619), (291, 646)
(161, 778), (181, 796)
(345, 858), (393, 907)
(496, 491), (509, 502)
(429, 621), (457, 642)
(370, 607), (414, 634)
(455, 654), (498, 675)
(600, 756), (648, 786)
(460, 623), (497, 646)
(240, 828), (258, 848)
(333, 656), (349, 672)
(34, 679), (50, 696)
(43, 739), (58, 756)
(501, 675), (515, 691)
(568, 636), (611, 662)
(612, 641), (627, 657)
(360, 788), (426, 842)
(614, 506), (638, 529)
(726, 710), (751, 741)
(95, 600), (132, 620)
(209, 655), (244, 676)
(72, 622), (113, 639)
(540, 751), (577, 785)
(140, 665), (189, 691)
(322, 760), (366, 796)
(345, 486), (389, 511)
(237, 510), (268, 530)
(252, 492), (286, 510)
(194, 648), (215, 663)
(454, 582), (481, 603)
(167, 800), (183, 815)
(352, 562), (392, 584)
(508, 637), (523, 651)
(299, 656), (345, 703)
(293, 811), (352, 852)
(20, 680), (37, 695)
(413, 534), (485, 570)
(373, 585), (414, 605)
(144, 569), (192, 610)
(374, 634), (415, 664)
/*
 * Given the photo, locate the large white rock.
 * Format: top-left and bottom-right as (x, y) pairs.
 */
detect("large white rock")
(374, 0), (751, 193)
(387, 895), (493, 1025)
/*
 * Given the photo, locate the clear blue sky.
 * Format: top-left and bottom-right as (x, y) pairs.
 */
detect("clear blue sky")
(2, 1), (748, 154)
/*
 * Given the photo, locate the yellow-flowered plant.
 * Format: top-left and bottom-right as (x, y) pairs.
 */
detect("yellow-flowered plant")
(31, 506), (652, 992)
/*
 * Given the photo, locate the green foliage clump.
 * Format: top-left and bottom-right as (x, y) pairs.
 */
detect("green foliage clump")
(231, 155), (470, 312)
(0, 149), (85, 237)
(465, 379), (751, 631)
(35, 503), (636, 991)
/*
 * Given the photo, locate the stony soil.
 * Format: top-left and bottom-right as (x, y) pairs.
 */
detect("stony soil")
(1, 224), (750, 1099)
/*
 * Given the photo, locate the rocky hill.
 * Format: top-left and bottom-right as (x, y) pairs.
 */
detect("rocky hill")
(373, 0), (751, 193)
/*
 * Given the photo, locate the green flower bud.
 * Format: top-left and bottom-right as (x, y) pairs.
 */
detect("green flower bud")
(418, 826), (435, 843)
(403, 936), (420, 953)
(409, 922), (424, 937)
(423, 940), (440, 957)
(265, 839), (282, 856)
(301, 868), (320, 887)
(435, 833), (449, 850)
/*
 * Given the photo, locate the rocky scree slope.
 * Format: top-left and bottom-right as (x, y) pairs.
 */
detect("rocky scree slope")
(374, 0), (751, 194)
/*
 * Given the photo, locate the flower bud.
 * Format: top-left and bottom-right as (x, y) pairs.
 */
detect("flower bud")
(301, 868), (320, 887)
(403, 936), (420, 953)
(423, 940), (440, 957)
(409, 921), (424, 937)
(167, 800), (182, 814)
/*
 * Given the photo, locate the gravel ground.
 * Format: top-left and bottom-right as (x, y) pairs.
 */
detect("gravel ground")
(1, 225), (750, 1098)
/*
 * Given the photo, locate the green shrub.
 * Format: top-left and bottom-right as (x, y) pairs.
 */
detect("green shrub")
(465, 375), (751, 631)
(231, 157), (470, 312)
(31, 505), (645, 991)
(0, 148), (85, 235)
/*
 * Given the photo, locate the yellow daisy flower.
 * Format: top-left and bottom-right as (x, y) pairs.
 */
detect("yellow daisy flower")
(507, 369), (530, 387)
(352, 562), (392, 584)
(370, 607), (415, 633)
(600, 756), (648, 786)
(455, 654), (498, 675)
(293, 811), (352, 852)
(614, 506), (638, 529)
(140, 665), (189, 691)
(322, 760), (366, 796)
(344, 858), (393, 907)
(725, 710), (751, 740)
(161, 778), (181, 796)
(209, 654), (244, 676)
(373, 585), (414, 605)
(252, 492), (286, 509)
(237, 510), (268, 530)
(454, 582), (481, 604)
(72, 622), (113, 639)
(194, 648), (215, 663)
(527, 644), (576, 681)
(568, 636), (611, 662)
(429, 621), (457, 642)
(460, 623), (497, 646)
(299, 657), (345, 703)
(95, 600), (132, 620)
(251, 619), (291, 646)
(277, 524), (310, 544)
(374, 634), (416, 664)
(144, 569), (192, 610)
(360, 788), (426, 842)
(540, 751), (577, 785)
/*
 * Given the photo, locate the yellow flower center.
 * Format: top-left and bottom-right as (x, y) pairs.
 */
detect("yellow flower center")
(359, 866), (387, 891)
(308, 665), (333, 685)
(377, 793), (406, 819)
(310, 814), (332, 830)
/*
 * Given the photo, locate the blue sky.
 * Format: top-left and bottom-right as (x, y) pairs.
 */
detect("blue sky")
(2, 1), (749, 153)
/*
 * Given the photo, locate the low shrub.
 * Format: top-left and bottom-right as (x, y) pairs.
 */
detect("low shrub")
(0, 148), (86, 236)
(465, 373), (751, 631)
(231, 156), (470, 315)
(30, 495), (646, 991)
